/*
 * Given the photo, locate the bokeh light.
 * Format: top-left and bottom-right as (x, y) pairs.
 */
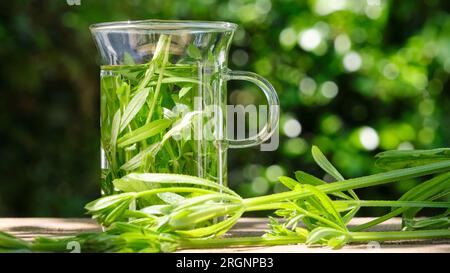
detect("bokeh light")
(279, 27), (297, 49)
(343, 51), (362, 72)
(334, 34), (351, 54)
(299, 77), (317, 96)
(314, 0), (348, 15)
(298, 28), (322, 51)
(283, 118), (302, 138)
(231, 49), (249, 67)
(320, 81), (339, 99)
(359, 126), (380, 151)
(265, 165), (285, 182)
(251, 177), (270, 195)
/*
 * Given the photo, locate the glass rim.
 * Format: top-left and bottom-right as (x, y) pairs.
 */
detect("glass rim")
(90, 19), (238, 32)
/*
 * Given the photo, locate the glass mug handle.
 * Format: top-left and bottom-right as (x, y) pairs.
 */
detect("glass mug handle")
(223, 69), (280, 148)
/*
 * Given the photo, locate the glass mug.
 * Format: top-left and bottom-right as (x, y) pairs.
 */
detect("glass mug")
(90, 20), (279, 195)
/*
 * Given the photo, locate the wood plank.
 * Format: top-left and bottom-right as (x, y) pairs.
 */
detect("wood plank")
(0, 218), (448, 253)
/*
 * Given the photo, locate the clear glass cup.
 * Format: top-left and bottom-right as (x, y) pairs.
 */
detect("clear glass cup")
(90, 20), (279, 195)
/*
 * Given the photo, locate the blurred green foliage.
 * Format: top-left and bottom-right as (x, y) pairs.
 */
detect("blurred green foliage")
(0, 0), (449, 216)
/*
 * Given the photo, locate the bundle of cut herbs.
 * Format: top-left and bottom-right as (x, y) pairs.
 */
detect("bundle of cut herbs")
(1, 147), (449, 252)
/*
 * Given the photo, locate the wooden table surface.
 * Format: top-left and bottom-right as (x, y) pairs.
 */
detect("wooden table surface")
(0, 218), (449, 253)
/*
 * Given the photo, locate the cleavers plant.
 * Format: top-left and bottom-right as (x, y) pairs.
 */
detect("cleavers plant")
(1, 147), (449, 252)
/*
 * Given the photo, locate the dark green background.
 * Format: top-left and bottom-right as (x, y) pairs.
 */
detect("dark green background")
(0, 0), (449, 216)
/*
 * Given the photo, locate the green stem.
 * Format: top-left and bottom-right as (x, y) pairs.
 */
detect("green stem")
(135, 187), (218, 198)
(336, 200), (450, 209)
(245, 202), (289, 211)
(31, 241), (68, 252)
(182, 230), (450, 249)
(240, 200), (450, 213)
(164, 140), (180, 173)
(243, 160), (450, 208)
(146, 36), (171, 123)
(25, 229), (450, 253)
(171, 204), (242, 227)
(181, 236), (304, 249)
(350, 229), (450, 242)
(350, 208), (403, 232)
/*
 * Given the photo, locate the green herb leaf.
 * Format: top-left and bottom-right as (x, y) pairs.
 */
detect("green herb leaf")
(294, 171), (352, 200)
(84, 193), (135, 212)
(306, 227), (349, 246)
(311, 146), (345, 181)
(310, 146), (360, 201)
(301, 184), (346, 230)
(110, 110), (121, 168)
(0, 232), (30, 250)
(118, 119), (172, 148)
(160, 111), (202, 144)
(140, 205), (173, 215)
(120, 143), (159, 171)
(178, 85), (193, 99)
(119, 87), (150, 132)
(187, 44), (202, 60)
(115, 173), (238, 197)
(151, 76), (201, 85)
(375, 148), (450, 170)
(157, 192), (185, 204)
(279, 176), (300, 190)
(399, 172), (450, 221)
